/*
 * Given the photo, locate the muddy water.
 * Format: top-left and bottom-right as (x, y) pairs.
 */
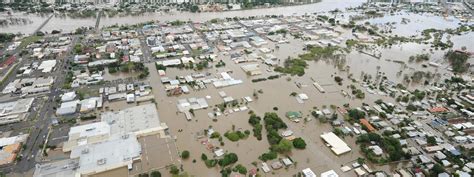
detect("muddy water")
(136, 37), (409, 176)
(344, 43), (451, 85)
(125, 23), (474, 174)
(0, 0), (365, 34)
(99, 0), (365, 28)
(362, 11), (473, 37)
(41, 15), (96, 33)
(0, 13), (49, 34)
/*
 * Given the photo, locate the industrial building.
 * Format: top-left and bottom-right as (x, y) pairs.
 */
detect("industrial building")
(34, 134), (141, 177)
(63, 104), (167, 152)
(0, 134), (29, 166)
(101, 104), (168, 137)
(320, 132), (351, 155)
(0, 98), (35, 125)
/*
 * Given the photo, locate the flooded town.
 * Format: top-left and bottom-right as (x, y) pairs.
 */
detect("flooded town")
(1, 0), (474, 177)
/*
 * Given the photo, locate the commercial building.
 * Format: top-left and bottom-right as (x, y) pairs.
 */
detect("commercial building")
(63, 104), (167, 152)
(70, 134), (141, 176)
(320, 132), (351, 155)
(0, 134), (28, 165)
(33, 159), (78, 177)
(101, 104), (168, 137)
(35, 134), (141, 177)
(0, 98), (34, 125)
(63, 122), (111, 152)
(241, 64), (262, 76)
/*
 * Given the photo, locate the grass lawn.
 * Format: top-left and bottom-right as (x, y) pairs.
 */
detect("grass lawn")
(19, 36), (43, 49)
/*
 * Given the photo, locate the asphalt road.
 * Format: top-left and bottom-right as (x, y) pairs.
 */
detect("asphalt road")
(0, 36), (78, 174)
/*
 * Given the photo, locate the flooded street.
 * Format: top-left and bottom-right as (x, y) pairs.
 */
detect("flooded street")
(2, 0), (473, 176)
(137, 35), (438, 175)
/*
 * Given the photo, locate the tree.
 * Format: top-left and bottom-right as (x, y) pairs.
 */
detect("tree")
(181, 150), (190, 159)
(218, 153), (238, 167)
(348, 109), (366, 120)
(210, 132), (220, 139)
(150, 171), (161, 177)
(190, 5), (199, 12)
(271, 139), (293, 153)
(334, 76), (343, 83)
(445, 50), (469, 73)
(333, 128), (344, 137)
(139, 173), (149, 177)
(0, 33), (15, 43)
(201, 153), (207, 161)
(426, 136), (437, 145)
(293, 137), (307, 149)
(233, 164), (247, 175)
(430, 163), (445, 176)
(259, 151), (278, 161)
(169, 165), (179, 175)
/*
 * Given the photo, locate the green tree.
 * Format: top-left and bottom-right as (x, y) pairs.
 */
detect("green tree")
(445, 50), (469, 73)
(181, 150), (190, 159)
(430, 163), (445, 176)
(169, 165), (179, 175)
(271, 139), (293, 153)
(218, 153), (238, 167)
(348, 109), (366, 120)
(292, 137), (307, 149)
(201, 153), (207, 161)
(150, 171), (161, 177)
(426, 136), (437, 145)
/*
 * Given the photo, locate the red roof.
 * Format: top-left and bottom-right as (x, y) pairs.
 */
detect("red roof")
(122, 55), (129, 62)
(428, 107), (448, 113)
(0, 56), (16, 68)
(337, 107), (348, 114)
(360, 119), (375, 132)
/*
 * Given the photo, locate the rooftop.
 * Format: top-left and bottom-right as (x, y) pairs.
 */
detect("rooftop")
(101, 104), (163, 137)
(70, 134), (141, 176)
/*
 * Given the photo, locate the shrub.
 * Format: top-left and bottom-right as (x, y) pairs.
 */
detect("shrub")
(181, 150), (190, 159)
(293, 137), (307, 149)
(169, 165), (179, 175)
(218, 153), (238, 167)
(201, 153), (207, 161)
(150, 171), (161, 177)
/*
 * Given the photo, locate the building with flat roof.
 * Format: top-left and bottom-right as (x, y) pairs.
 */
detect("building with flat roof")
(101, 104), (167, 137)
(63, 104), (167, 152)
(70, 134), (141, 176)
(63, 122), (111, 152)
(0, 134), (28, 165)
(320, 132), (351, 155)
(35, 134), (141, 177)
(0, 98), (34, 125)
(33, 159), (78, 177)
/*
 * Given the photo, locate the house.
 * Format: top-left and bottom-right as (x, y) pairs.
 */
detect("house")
(360, 119), (376, 132)
(320, 132), (351, 155)
(321, 170), (339, 177)
(302, 168), (316, 177)
(241, 64), (262, 76)
(286, 111), (302, 120)
(429, 107), (448, 113)
(369, 145), (383, 156)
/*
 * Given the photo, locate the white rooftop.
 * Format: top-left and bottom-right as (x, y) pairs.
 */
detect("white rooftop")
(320, 132), (351, 155)
(101, 104), (162, 137)
(68, 122), (111, 140)
(321, 170), (339, 177)
(70, 134), (141, 176)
